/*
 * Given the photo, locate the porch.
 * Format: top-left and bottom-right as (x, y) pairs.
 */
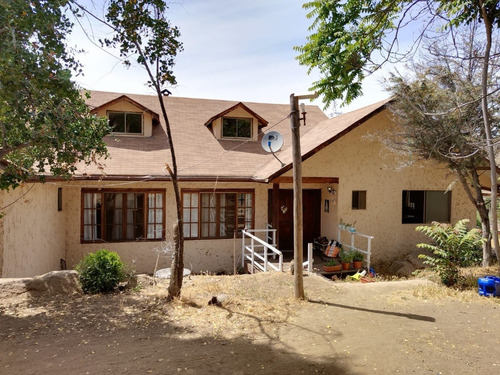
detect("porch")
(241, 225), (373, 277)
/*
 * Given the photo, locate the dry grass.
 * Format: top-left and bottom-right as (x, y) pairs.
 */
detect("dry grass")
(139, 272), (306, 340)
(403, 265), (500, 303)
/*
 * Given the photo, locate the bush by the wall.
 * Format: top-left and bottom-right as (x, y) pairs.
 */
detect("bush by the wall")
(76, 249), (126, 294)
(416, 219), (485, 287)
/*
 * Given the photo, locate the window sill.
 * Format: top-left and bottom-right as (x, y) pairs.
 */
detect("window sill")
(80, 238), (164, 244)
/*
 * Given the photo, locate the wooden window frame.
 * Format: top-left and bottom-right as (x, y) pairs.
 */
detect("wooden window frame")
(221, 117), (253, 139)
(181, 189), (255, 240)
(81, 188), (165, 243)
(107, 110), (144, 135)
(402, 190), (451, 224)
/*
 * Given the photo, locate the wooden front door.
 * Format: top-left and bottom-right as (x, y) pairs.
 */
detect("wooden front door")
(270, 189), (321, 251)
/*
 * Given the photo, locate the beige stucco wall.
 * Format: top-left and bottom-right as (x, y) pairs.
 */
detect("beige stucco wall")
(0, 184), (66, 277)
(211, 107), (259, 140)
(282, 110), (476, 263)
(94, 100), (154, 137)
(63, 181), (269, 275)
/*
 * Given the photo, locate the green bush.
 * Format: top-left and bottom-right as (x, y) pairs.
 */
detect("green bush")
(76, 249), (126, 294)
(416, 219), (485, 287)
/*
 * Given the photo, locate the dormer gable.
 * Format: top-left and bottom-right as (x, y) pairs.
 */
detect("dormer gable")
(204, 102), (268, 141)
(90, 95), (159, 137)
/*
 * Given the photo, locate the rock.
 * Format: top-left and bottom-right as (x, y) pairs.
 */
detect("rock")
(208, 294), (228, 307)
(406, 250), (428, 269)
(394, 263), (417, 277)
(24, 270), (81, 295)
(388, 260), (408, 275)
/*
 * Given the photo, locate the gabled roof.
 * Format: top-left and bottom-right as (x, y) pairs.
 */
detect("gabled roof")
(254, 98), (393, 181)
(203, 102), (269, 128)
(77, 91), (391, 182)
(89, 94), (160, 121)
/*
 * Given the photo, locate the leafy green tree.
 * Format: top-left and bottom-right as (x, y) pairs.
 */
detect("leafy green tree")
(297, 0), (500, 264)
(75, 0), (184, 299)
(0, 0), (109, 190)
(416, 219), (485, 286)
(385, 25), (499, 265)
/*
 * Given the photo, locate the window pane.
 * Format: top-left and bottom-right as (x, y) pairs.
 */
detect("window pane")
(126, 113), (142, 133)
(237, 118), (251, 138)
(402, 191), (425, 224)
(109, 112), (125, 132)
(426, 191), (450, 223)
(183, 223), (191, 237)
(155, 210), (162, 223)
(155, 224), (162, 238)
(191, 208), (198, 221)
(191, 223), (198, 237)
(191, 193), (198, 207)
(201, 223), (209, 237)
(84, 193), (93, 209)
(183, 208), (190, 222)
(222, 118), (237, 137)
(156, 193), (163, 208)
(183, 193), (191, 208)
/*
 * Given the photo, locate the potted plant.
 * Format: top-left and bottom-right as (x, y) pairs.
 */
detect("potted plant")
(323, 258), (342, 272)
(340, 250), (353, 270)
(352, 250), (364, 269)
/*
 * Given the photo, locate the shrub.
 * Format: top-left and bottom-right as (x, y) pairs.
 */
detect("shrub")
(416, 219), (485, 287)
(76, 249), (126, 294)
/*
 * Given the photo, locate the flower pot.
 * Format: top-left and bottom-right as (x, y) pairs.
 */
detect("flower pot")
(341, 262), (351, 270)
(353, 261), (362, 269)
(323, 265), (342, 272)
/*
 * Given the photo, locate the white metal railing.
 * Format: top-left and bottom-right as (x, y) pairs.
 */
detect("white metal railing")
(242, 227), (283, 273)
(337, 226), (374, 271)
(304, 243), (313, 272)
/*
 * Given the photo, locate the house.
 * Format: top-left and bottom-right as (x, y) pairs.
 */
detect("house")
(0, 91), (476, 277)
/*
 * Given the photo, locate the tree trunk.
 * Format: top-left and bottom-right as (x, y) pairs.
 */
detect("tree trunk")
(479, 1), (499, 265)
(457, 168), (492, 264)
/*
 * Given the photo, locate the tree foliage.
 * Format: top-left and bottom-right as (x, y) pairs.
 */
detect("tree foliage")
(82, 0), (185, 299)
(417, 219), (484, 286)
(297, 0), (500, 264)
(385, 26), (499, 263)
(0, 0), (109, 190)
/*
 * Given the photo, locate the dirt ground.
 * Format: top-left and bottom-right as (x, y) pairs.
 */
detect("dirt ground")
(1, 272), (499, 375)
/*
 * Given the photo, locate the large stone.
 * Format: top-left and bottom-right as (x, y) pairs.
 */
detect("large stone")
(394, 263), (417, 277)
(406, 250), (428, 269)
(24, 270), (81, 295)
(388, 260), (408, 275)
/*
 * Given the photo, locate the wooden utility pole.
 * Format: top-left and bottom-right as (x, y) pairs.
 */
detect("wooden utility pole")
(290, 93), (304, 299)
(290, 92), (318, 300)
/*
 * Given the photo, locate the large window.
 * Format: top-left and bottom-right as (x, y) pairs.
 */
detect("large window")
(182, 190), (254, 239)
(222, 117), (252, 139)
(82, 190), (165, 242)
(402, 190), (451, 224)
(108, 111), (143, 134)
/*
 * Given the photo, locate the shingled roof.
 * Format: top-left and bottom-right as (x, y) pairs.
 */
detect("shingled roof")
(77, 91), (390, 182)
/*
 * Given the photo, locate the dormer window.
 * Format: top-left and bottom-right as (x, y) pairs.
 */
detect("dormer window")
(222, 117), (252, 139)
(108, 111), (143, 135)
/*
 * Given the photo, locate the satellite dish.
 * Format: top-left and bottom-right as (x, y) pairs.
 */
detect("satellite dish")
(261, 131), (284, 153)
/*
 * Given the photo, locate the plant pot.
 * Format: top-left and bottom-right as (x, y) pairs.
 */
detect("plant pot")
(353, 261), (362, 269)
(323, 265), (342, 272)
(341, 262), (351, 270)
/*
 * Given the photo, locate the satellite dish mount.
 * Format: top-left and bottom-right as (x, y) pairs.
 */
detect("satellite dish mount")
(261, 131), (285, 167)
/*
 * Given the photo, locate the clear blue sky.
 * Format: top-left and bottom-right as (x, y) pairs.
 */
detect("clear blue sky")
(70, 0), (392, 113)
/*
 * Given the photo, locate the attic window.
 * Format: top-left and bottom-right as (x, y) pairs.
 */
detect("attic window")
(222, 117), (252, 139)
(108, 111), (143, 135)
